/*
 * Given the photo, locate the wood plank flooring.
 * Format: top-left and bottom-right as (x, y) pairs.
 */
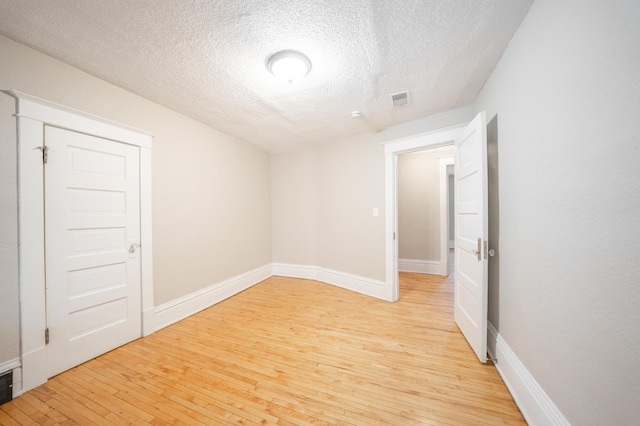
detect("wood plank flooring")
(1, 273), (525, 425)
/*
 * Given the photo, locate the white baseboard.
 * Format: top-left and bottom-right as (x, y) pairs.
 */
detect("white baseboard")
(317, 267), (387, 300)
(398, 258), (447, 276)
(20, 347), (47, 395)
(154, 264), (272, 331)
(0, 358), (22, 397)
(0, 358), (20, 375)
(272, 263), (318, 281)
(488, 322), (569, 426)
(273, 263), (388, 300)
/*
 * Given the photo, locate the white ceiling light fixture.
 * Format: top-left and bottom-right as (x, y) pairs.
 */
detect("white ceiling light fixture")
(266, 50), (312, 84)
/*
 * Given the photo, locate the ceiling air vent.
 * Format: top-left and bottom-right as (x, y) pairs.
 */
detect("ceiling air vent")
(391, 91), (409, 107)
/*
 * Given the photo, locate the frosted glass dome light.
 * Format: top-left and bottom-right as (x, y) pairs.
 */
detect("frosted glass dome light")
(267, 50), (312, 84)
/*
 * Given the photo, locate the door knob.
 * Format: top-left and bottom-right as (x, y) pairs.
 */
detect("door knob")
(483, 240), (495, 258)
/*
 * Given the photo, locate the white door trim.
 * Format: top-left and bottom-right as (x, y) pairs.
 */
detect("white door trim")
(383, 124), (466, 301)
(11, 91), (154, 393)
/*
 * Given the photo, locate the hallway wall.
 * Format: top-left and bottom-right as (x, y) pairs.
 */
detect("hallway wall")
(473, 0), (640, 423)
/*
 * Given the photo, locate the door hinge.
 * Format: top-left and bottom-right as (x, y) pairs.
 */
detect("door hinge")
(45, 328), (49, 345)
(393, 232), (396, 240)
(35, 146), (48, 164)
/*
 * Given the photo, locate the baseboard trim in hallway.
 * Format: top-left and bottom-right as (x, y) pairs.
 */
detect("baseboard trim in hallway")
(488, 322), (569, 425)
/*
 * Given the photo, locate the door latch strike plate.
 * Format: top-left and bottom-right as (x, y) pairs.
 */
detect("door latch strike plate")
(484, 241), (496, 257)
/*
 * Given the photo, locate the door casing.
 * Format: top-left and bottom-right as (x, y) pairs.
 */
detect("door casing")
(384, 115), (489, 363)
(439, 156), (455, 275)
(383, 124), (466, 302)
(12, 91), (154, 394)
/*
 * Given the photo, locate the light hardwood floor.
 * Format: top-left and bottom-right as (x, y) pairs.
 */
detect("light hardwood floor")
(0, 273), (525, 425)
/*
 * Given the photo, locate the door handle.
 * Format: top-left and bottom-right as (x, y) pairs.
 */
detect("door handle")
(129, 243), (140, 254)
(472, 238), (481, 261)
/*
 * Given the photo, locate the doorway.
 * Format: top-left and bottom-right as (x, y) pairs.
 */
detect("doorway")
(383, 125), (464, 302)
(396, 147), (454, 279)
(384, 112), (489, 363)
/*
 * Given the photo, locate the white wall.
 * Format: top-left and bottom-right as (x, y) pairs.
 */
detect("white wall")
(271, 107), (472, 282)
(0, 35), (272, 365)
(315, 132), (387, 280)
(474, 0), (640, 423)
(272, 132), (388, 281)
(0, 94), (20, 366)
(271, 148), (318, 265)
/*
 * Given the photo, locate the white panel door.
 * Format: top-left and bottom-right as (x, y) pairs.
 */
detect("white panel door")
(45, 126), (142, 377)
(454, 111), (489, 363)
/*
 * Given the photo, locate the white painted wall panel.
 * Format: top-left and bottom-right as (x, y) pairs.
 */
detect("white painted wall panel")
(474, 0), (640, 423)
(271, 108), (472, 282)
(0, 93), (20, 366)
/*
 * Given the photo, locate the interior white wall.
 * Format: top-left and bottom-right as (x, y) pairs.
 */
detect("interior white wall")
(0, 94), (19, 366)
(271, 107), (472, 282)
(315, 132), (387, 280)
(271, 148), (318, 265)
(0, 35), (272, 367)
(473, 0), (640, 423)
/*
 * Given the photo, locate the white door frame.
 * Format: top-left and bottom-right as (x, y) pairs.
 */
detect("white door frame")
(11, 91), (154, 394)
(383, 124), (466, 301)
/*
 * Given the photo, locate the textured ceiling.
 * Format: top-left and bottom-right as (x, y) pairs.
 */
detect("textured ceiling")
(0, 0), (532, 152)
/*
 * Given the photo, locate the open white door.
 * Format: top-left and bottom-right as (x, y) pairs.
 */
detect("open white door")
(454, 111), (489, 363)
(45, 126), (142, 377)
